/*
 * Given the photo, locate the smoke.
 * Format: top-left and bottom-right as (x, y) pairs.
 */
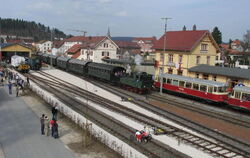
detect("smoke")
(134, 54), (143, 66)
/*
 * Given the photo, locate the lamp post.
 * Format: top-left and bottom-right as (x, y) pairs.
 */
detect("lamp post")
(160, 17), (172, 95)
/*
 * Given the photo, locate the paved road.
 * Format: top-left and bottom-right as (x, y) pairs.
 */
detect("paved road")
(0, 85), (76, 158)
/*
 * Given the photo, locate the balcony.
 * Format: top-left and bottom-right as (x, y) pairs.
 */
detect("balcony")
(200, 50), (208, 53)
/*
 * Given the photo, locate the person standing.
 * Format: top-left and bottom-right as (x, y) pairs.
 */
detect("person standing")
(52, 121), (59, 139)
(26, 76), (30, 86)
(52, 104), (58, 120)
(50, 119), (55, 137)
(8, 81), (12, 95)
(44, 116), (50, 136)
(40, 114), (45, 135)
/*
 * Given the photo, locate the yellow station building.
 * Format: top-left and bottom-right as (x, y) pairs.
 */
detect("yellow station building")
(153, 30), (220, 80)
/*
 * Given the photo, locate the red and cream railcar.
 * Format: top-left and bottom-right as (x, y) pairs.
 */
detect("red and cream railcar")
(154, 74), (228, 102)
(227, 86), (250, 110)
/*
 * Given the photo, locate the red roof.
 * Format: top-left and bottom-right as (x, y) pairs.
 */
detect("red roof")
(65, 36), (86, 42)
(71, 51), (81, 59)
(232, 39), (241, 45)
(153, 30), (209, 51)
(66, 44), (82, 53)
(81, 36), (106, 49)
(53, 40), (65, 48)
(114, 41), (140, 49)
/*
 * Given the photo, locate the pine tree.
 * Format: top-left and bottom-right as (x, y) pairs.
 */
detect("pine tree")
(193, 24), (197, 31)
(229, 39), (232, 49)
(183, 25), (186, 31)
(212, 27), (222, 45)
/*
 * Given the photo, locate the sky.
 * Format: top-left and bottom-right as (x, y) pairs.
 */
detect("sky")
(0, 0), (250, 42)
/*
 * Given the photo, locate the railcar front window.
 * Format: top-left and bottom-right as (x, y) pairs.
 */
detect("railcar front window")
(167, 78), (172, 84)
(242, 93), (250, 101)
(163, 78), (166, 84)
(185, 82), (192, 88)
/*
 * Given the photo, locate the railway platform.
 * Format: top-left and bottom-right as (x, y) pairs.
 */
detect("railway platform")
(0, 86), (76, 158)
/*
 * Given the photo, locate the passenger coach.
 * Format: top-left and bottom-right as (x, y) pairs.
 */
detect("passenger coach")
(154, 74), (228, 102)
(228, 86), (250, 110)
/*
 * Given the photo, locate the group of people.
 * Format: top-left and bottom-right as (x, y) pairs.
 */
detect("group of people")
(40, 104), (59, 139)
(135, 130), (151, 143)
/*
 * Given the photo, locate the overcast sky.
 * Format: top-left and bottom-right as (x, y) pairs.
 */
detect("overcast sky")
(1, 0), (249, 42)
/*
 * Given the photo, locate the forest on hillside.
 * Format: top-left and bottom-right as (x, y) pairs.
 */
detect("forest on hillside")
(0, 18), (67, 41)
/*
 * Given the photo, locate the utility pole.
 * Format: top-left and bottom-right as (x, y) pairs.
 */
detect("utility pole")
(160, 17), (172, 95)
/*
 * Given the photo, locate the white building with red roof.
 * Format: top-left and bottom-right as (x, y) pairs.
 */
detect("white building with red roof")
(66, 36), (119, 63)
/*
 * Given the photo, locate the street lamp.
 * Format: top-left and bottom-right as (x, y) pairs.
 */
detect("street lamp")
(160, 17), (172, 95)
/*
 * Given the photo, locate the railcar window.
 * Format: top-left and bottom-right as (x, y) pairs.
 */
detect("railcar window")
(214, 87), (218, 92)
(218, 87), (226, 93)
(163, 78), (166, 84)
(242, 93), (250, 101)
(167, 78), (172, 84)
(193, 83), (199, 90)
(235, 92), (241, 99)
(208, 87), (213, 93)
(185, 82), (192, 88)
(179, 81), (185, 87)
(172, 80), (179, 86)
(200, 85), (207, 92)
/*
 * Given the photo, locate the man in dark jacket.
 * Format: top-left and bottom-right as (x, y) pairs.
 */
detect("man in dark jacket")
(51, 104), (58, 120)
(40, 114), (45, 135)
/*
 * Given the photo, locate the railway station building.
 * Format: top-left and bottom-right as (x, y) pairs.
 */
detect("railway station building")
(0, 43), (33, 62)
(153, 29), (220, 80)
(188, 64), (250, 88)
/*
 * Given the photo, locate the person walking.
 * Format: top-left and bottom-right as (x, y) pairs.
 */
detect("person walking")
(40, 114), (45, 135)
(16, 85), (19, 97)
(8, 81), (12, 95)
(26, 76), (30, 86)
(44, 116), (50, 136)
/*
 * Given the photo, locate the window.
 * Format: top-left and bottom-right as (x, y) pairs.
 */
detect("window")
(168, 54), (173, 62)
(242, 93), (250, 101)
(172, 80), (178, 86)
(193, 83), (199, 90)
(203, 74), (209, 80)
(163, 78), (166, 83)
(177, 70), (183, 76)
(179, 55), (183, 63)
(218, 87), (226, 93)
(168, 68), (173, 74)
(196, 73), (199, 78)
(207, 56), (210, 65)
(208, 87), (213, 93)
(185, 82), (192, 88)
(102, 51), (109, 56)
(196, 56), (200, 64)
(200, 85), (207, 92)
(201, 44), (208, 51)
(235, 91), (241, 99)
(103, 43), (109, 48)
(216, 56), (219, 60)
(167, 78), (172, 84)
(213, 75), (217, 81)
(179, 81), (185, 87)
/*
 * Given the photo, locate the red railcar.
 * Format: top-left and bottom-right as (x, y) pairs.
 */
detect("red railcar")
(227, 86), (250, 110)
(154, 74), (228, 103)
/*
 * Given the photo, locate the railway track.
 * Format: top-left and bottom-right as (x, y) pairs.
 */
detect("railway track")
(30, 71), (250, 158)
(28, 72), (187, 158)
(149, 93), (250, 128)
